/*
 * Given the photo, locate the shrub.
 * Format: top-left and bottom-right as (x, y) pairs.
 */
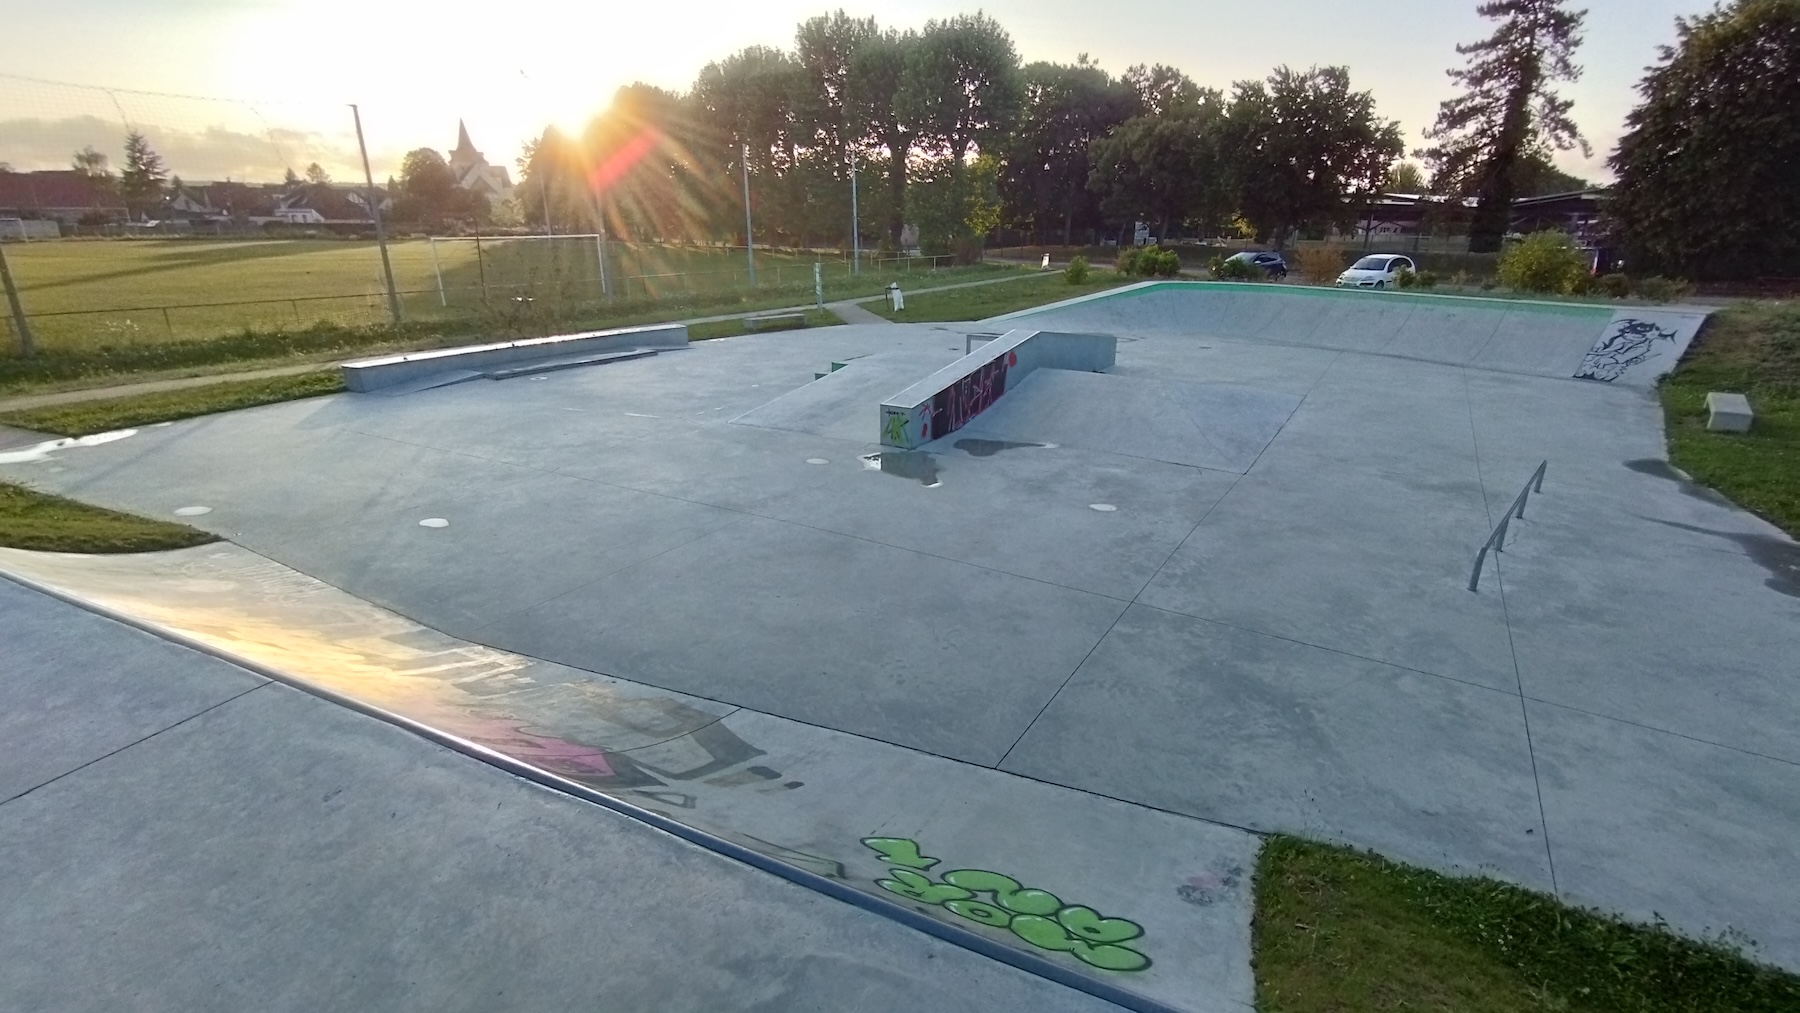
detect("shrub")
(1116, 247), (1143, 276)
(1633, 275), (1693, 303)
(1397, 267), (1418, 289)
(1450, 270), (1472, 289)
(1292, 247), (1347, 285)
(1596, 273), (1632, 298)
(1415, 270), (1439, 289)
(1064, 256), (1091, 285)
(1212, 255), (1262, 281)
(1480, 277), (1499, 291)
(1147, 248), (1182, 278)
(1497, 231), (1589, 294)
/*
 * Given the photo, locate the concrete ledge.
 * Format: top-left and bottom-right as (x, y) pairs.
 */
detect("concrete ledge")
(879, 329), (1115, 448)
(340, 323), (688, 393)
(745, 312), (809, 332)
(1706, 391), (1754, 433)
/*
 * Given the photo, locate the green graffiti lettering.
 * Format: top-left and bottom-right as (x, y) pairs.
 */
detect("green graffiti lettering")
(860, 839), (1151, 972)
(882, 412), (908, 444)
(945, 898), (1013, 928)
(941, 870), (1062, 916)
(862, 837), (940, 870)
(876, 869), (970, 905)
(1056, 906), (1145, 945)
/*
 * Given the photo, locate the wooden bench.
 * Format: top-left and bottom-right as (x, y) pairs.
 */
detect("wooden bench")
(744, 312), (809, 332)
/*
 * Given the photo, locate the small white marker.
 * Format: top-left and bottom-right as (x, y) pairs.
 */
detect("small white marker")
(173, 506), (212, 517)
(419, 518), (450, 528)
(1089, 504), (1118, 513)
(806, 458), (830, 465)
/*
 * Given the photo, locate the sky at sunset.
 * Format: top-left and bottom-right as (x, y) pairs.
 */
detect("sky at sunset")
(0, 0), (1708, 185)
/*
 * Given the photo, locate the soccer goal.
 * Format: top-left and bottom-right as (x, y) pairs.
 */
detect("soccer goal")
(425, 234), (610, 308)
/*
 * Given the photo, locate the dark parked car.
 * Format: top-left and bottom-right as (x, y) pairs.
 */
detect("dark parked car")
(1225, 251), (1288, 279)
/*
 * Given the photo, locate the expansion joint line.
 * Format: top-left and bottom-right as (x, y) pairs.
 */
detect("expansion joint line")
(1462, 367), (1559, 895)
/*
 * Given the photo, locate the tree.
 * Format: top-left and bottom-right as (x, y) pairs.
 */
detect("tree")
(1419, 0), (1590, 252)
(1000, 58), (1137, 244)
(1388, 161), (1427, 193)
(283, 167), (301, 187)
(1122, 64), (1206, 117)
(305, 162), (331, 184)
(1224, 66), (1403, 248)
(846, 27), (920, 245)
(516, 128), (590, 233)
(902, 13), (1023, 167)
(1607, 0), (1800, 279)
(71, 146), (109, 179)
(394, 148), (462, 223)
(119, 131), (168, 214)
(1088, 93), (1232, 242)
(692, 45), (803, 244)
(1513, 151), (1589, 195)
(794, 11), (878, 157)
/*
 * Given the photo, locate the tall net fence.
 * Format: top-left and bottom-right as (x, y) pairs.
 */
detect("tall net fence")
(0, 74), (982, 363)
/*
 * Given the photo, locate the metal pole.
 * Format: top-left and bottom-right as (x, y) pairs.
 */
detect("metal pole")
(351, 104), (402, 325)
(814, 262), (823, 309)
(849, 147), (860, 276)
(429, 238), (447, 307)
(594, 232), (607, 302)
(474, 232), (488, 304)
(741, 143), (756, 287)
(0, 242), (36, 357)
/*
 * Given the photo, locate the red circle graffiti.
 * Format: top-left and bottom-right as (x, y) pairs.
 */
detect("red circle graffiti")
(1008, 351), (1017, 367)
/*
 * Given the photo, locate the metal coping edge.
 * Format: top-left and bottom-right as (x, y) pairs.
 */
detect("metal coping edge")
(0, 563), (1188, 1013)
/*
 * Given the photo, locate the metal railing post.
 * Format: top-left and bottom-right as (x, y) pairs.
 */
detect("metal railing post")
(1469, 462), (1549, 593)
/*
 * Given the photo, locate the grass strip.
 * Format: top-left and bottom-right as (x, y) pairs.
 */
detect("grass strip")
(872, 274), (1130, 322)
(0, 482), (217, 554)
(0, 371), (345, 437)
(1659, 302), (1800, 537)
(1255, 836), (1799, 1013)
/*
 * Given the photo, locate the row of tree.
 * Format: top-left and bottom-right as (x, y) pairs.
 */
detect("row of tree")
(499, 4), (1622, 259)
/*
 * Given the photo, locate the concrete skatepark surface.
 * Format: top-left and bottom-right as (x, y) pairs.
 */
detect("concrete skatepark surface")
(4, 284), (1797, 996)
(0, 578), (1137, 1013)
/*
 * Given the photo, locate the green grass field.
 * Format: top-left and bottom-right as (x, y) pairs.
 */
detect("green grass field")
(0, 238), (930, 353)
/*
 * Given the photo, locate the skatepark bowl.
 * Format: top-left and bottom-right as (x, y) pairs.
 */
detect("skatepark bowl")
(3, 281), (1796, 1011)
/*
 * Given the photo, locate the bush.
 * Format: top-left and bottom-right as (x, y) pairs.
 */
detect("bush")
(1397, 267), (1418, 289)
(1147, 248), (1182, 278)
(1596, 273), (1633, 298)
(1292, 247), (1347, 285)
(1415, 270), (1439, 289)
(1497, 231), (1590, 294)
(1212, 255), (1262, 281)
(1480, 277), (1499, 291)
(1116, 247), (1143, 276)
(1064, 256), (1091, 285)
(1633, 275), (1693, 303)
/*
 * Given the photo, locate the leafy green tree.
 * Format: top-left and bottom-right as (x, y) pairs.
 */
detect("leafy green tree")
(794, 11), (878, 158)
(1122, 64), (1207, 117)
(692, 45), (803, 244)
(304, 162), (330, 184)
(515, 128), (590, 233)
(1419, 0), (1590, 252)
(284, 167), (301, 187)
(902, 12), (1023, 166)
(846, 27), (919, 245)
(1224, 66), (1403, 248)
(999, 58), (1135, 245)
(1608, 0), (1800, 279)
(1088, 94), (1232, 243)
(395, 147), (476, 224)
(910, 153), (1002, 259)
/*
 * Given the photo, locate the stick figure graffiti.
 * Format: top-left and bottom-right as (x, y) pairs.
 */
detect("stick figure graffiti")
(1574, 318), (1680, 382)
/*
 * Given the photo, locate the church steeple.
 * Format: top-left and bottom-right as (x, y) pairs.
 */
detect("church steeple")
(454, 120), (475, 156)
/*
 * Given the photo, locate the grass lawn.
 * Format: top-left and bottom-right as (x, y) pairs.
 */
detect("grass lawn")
(0, 481), (216, 553)
(1256, 837), (1799, 1013)
(0, 370), (345, 437)
(1658, 302), (1799, 537)
(872, 272), (1129, 322)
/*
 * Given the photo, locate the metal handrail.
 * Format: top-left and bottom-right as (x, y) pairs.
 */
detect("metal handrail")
(1469, 461), (1548, 592)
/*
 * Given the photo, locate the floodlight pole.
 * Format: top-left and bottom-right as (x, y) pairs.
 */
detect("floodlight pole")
(0, 242), (36, 357)
(849, 146), (861, 276)
(741, 143), (756, 287)
(351, 104), (403, 325)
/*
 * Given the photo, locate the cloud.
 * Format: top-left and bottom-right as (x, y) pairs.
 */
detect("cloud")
(0, 114), (409, 182)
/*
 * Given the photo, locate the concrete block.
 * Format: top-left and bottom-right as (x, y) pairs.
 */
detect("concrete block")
(1706, 391), (1753, 433)
(340, 323), (687, 392)
(879, 329), (1117, 448)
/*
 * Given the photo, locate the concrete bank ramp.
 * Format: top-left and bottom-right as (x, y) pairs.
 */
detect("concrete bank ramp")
(0, 545), (1260, 1013)
(995, 282), (1710, 387)
(730, 351), (955, 443)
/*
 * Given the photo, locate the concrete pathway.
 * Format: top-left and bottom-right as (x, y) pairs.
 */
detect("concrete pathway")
(0, 272), (1042, 414)
(0, 576), (1135, 1013)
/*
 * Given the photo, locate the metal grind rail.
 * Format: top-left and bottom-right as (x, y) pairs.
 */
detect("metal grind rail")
(1470, 461), (1548, 592)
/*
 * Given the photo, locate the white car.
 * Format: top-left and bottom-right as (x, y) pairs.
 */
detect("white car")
(1337, 254), (1416, 289)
